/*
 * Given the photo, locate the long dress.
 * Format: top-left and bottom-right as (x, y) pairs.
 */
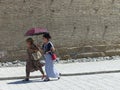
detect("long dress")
(26, 44), (43, 73)
(42, 41), (60, 78)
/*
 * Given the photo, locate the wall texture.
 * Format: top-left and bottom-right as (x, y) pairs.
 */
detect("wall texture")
(1, 0), (120, 61)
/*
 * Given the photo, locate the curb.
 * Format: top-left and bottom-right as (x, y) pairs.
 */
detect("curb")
(0, 70), (120, 81)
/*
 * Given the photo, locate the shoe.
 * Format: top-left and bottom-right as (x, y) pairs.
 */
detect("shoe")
(58, 77), (60, 80)
(41, 75), (46, 80)
(59, 73), (62, 76)
(23, 78), (29, 81)
(44, 78), (50, 81)
(58, 73), (61, 80)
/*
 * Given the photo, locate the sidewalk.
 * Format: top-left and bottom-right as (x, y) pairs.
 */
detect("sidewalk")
(1, 60), (120, 90)
(0, 60), (120, 80)
(1, 73), (120, 90)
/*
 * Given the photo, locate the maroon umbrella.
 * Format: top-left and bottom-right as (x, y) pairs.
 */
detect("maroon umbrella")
(25, 28), (48, 36)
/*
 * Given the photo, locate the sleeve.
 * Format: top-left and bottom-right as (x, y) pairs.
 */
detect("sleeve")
(49, 42), (54, 48)
(48, 42), (54, 51)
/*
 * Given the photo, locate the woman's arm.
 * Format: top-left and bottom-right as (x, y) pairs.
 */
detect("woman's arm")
(29, 44), (39, 53)
(38, 48), (44, 55)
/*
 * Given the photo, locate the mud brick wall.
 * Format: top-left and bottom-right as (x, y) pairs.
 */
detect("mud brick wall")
(0, 0), (120, 61)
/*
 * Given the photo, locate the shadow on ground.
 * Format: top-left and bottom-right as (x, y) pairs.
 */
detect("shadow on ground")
(7, 79), (59, 85)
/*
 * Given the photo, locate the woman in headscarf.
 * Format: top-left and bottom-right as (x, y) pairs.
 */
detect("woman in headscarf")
(24, 38), (45, 81)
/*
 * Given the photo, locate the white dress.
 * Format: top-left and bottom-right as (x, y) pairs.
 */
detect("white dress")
(43, 41), (60, 78)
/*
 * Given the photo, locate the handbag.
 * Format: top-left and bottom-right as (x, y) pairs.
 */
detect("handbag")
(51, 53), (57, 61)
(32, 51), (42, 61)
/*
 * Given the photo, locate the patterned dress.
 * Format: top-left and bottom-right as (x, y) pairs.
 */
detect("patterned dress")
(26, 44), (43, 72)
(42, 41), (60, 78)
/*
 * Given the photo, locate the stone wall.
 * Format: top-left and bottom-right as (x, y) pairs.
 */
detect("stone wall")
(0, 0), (120, 61)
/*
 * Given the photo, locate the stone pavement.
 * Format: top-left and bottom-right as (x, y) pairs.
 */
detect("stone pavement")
(1, 60), (120, 90)
(1, 73), (120, 90)
(1, 60), (120, 80)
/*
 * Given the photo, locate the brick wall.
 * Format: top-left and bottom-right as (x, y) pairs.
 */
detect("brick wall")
(0, 0), (120, 61)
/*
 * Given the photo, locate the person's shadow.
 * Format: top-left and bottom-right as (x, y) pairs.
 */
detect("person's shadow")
(7, 79), (45, 85)
(7, 79), (58, 85)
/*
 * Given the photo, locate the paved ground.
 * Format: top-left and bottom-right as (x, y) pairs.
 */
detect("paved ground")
(1, 73), (120, 90)
(1, 60), (120, 90)
(0, 60), (120, 78)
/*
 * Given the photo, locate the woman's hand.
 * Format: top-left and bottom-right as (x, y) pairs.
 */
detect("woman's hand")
(34, 50), (38, 52)
(46, 51), (51, 54)
(37, 44), (40, 47)
(51, 47), (55, 52)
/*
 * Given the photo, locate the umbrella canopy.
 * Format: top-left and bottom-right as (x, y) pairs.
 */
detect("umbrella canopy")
(25, 28), (48, 36)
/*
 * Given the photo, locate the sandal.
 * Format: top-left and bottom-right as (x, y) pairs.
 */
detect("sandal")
(23, 78), (29, 81)
(58, 77), (60, 80)
(41, 75), (46, 80)
(44, 78), (50, 81)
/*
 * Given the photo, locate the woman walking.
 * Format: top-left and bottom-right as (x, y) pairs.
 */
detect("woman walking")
(24, 38), (45, 81)
(42, 33), (60, 81)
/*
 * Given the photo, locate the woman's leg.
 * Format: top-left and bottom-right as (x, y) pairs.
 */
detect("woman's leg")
(26, 70), (30, 79)
(39, 66), (45, 79)
(23, 68), (30, 81)
(43, 63), (50, 81)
